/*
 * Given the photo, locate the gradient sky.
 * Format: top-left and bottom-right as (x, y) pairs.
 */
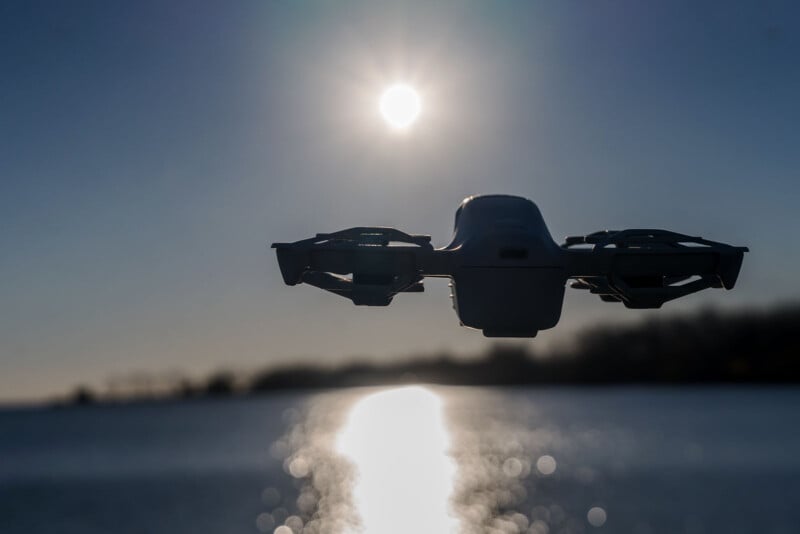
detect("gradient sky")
(1, 1), (798, 401)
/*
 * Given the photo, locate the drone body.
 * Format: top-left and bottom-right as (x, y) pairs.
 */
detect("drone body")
(272, 195), (747, 337)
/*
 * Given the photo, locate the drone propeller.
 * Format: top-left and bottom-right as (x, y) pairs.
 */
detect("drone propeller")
(563, 229), (748, 309)
(272, 227), (433, 306)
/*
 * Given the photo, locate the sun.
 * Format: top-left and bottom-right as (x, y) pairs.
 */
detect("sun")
(379, 84), (421, 130)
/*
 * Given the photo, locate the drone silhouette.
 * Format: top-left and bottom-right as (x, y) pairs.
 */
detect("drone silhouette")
(273, 195), (747, 337)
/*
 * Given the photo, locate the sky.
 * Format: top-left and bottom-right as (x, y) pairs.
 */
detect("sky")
(1, 0), (799, 401)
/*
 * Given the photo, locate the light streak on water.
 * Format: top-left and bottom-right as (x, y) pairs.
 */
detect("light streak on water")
(336, 386), (459, 534)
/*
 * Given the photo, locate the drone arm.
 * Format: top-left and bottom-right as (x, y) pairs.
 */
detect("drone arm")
(272, 227), (454, 306)
(562, 230), (747, 308)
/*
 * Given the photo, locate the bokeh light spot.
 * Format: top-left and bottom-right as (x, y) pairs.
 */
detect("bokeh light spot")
(285, 515), (304, 534)
(502, 457), (524, 478)
(587, 506), (607, 527)
(289, 457), (309, 478)
(536, 454), (557, 475)
(256, 513), (275, 533)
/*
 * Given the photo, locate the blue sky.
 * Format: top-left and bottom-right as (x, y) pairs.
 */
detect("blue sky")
(1, 1), (798, 400)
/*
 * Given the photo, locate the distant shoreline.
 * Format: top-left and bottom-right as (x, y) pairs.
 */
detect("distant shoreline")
(46, 303), (800, 407)
(11, 383), (800, 412)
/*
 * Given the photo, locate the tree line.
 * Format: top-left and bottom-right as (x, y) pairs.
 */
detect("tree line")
(66, 303), (800, 405)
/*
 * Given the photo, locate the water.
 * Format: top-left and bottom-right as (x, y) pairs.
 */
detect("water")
(1, 387), (799, 534)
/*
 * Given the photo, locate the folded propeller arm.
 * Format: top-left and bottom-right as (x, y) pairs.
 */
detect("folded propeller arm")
(562, 229), (747, 309)
(272, 227), (436, 306)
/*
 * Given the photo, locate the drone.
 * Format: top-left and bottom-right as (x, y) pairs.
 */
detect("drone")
(272, 195), (747, 337)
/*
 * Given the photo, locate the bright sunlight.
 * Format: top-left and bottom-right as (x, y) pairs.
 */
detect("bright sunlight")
(336, 386), (458, 534)
(379, 84), (421, 130)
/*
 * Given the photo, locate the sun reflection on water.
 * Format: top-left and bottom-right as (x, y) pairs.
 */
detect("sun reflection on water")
(273, 388), (590, 534)
(336, 386), (459, 534)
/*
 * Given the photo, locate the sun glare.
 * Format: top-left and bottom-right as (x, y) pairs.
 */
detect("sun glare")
(379, 84), (421, 130)
(336, 386), (458, 534)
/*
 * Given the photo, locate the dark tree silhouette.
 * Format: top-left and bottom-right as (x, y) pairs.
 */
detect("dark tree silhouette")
(62, 304), (800, 405)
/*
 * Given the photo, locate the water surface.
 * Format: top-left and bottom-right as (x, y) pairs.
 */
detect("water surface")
(1, 387), (798, 534)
